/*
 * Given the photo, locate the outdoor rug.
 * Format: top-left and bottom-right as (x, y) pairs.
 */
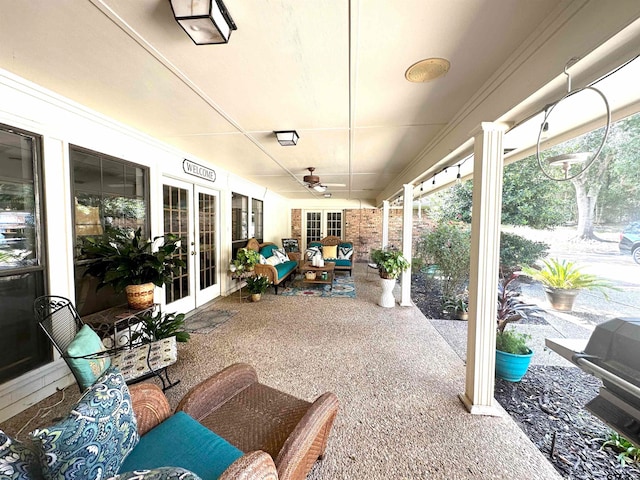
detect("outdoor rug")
(184, 308), (237, 334)
(279, 274), (356, 298)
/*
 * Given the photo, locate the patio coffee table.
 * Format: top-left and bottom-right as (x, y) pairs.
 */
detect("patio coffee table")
(300, 261), (335, 290)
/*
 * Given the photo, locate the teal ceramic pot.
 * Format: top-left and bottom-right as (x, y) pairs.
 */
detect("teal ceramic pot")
(495, 348), (534, 382)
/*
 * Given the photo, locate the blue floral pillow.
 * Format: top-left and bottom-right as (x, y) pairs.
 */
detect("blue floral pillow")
(30, 367), (139, 480)
(108, 467), (203, 480)
(0, 430), (42, 479)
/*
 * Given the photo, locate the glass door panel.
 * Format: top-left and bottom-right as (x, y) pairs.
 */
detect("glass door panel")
(195, 186), (219, 305)
(305, 211), (322, 245)
(163, 184), (191, 305)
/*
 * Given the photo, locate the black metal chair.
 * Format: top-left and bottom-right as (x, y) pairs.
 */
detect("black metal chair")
(34, 295), (179, 392)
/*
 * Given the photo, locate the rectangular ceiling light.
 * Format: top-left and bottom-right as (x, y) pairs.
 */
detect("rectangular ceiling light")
(274, 130), (299, 146)
(169, 0), (237, 45)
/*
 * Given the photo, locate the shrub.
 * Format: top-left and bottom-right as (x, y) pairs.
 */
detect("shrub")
(416, 222), (471, 300)
(496, 328), (531, 355)
(499, 232), (549, 277)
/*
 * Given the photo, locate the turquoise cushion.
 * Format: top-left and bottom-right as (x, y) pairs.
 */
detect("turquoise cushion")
(113, 467), (202, 480)
(66, 324), (111, 391)
(0, 430), (42, 479)
(332, 259), (352, 267)
(274, 260), (296, 280)
(30, 367), (138, 480)
(119, 412), (243, 480)
(259, 244), (279, 258)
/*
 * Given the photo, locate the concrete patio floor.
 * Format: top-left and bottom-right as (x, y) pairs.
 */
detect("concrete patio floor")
(1, 264), (563, 479)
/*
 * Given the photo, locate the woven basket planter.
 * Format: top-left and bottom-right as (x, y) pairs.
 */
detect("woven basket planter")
(125, 282), (155, 310)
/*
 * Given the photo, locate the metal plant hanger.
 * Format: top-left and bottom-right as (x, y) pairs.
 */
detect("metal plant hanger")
(536, 57), (611, 182)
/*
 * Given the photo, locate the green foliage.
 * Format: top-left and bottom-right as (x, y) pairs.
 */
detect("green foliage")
(499, 232), (549, 277)
(246, 274), (270, 294)
(231, 248), (260, 273)
(80, 227), (185, 293)
(521, 258), (617, 296)
(437, 182), (473, 223)
(370, 247), (410, 279)
(496, 328), (531, 355)
(133, 310), (190, 343)
(600, 431), (639, 466)
(416, 222), (470, 299)
(496, 273), (541, 333)
(444, 291), (468, 313)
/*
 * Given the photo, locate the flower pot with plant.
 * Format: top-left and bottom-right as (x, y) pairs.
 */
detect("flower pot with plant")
(230, 248), (261, 278)
(80, 227), (185, 309)
(245, 274), (271, 302)
(444, 292), (469, 320)
(521, 258), (616, 312)
(132, 310), (190, 343)
(494, 272), (541, 382)
(370, 247), (410, 308)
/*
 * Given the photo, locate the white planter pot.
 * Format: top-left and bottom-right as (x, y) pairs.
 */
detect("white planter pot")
(378, 277), (397, 308)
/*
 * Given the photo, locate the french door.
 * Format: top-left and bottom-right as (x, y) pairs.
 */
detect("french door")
(303, 210), (343, 248)
(163, 178), (220, 312)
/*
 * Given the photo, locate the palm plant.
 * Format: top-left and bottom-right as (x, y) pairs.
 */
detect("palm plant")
(521, 258), (616, 297)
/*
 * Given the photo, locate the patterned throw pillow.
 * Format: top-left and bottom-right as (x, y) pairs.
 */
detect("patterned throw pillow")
(65, 324), (111, 391)
(322, 245), (338, 259)
(30, 367), (139, 480)
(259, 254), (267, 265)
(108, 467), (203, 480)
(273, 248), (289, 263)
(338, 244), (354, 260)
(264, 255), (280, 266)
(305, 246), (321, 261)
(0, 431), (42, 480)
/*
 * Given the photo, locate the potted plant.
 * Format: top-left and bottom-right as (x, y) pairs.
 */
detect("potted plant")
(245, 274), (270, 301)
(495, 328), (533, 382)
(521, 258), (616, 311)
(80, 227), (185, 309)
(230, 248), (261, 277)
(370, 247), (411, 308)
(444, 291), (468, 320)
(495, 272), (541, 382)
(132, 310), (190, 343)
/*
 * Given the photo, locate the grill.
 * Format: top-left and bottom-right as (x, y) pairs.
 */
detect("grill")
(546, 317), (640, 447)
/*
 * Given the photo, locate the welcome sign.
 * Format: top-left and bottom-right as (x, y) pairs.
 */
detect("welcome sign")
(183, 159), (216, 183)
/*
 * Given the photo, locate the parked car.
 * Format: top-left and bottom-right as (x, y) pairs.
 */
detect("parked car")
(619, 222), (640, 264)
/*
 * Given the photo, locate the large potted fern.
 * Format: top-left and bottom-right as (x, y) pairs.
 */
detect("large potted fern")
(521, 258), (615, 311)
(80, 227), (185, 310)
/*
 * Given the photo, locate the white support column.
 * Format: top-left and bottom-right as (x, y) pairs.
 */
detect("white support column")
(400, 184), (413, 306)
(459, 122), (507, 416)
(382, 200), (390, 248)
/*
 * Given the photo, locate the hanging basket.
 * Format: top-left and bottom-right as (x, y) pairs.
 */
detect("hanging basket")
(125, 282), (155, 310)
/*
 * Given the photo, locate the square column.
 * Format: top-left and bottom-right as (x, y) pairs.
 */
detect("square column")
(401, 184), (413, 306)
(459, 122), (507, 416)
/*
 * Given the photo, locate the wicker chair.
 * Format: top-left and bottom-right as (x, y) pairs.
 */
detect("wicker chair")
(176, 363), (339, 480)
(33, 295), (179, 392)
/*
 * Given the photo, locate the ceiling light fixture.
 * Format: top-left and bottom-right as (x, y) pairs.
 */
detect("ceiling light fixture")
(405, 58), (450, 83)
(274, 130), (299, 146)
(323, 193), (332, 198)
(313, 184), (327, 193)
(169, 0), (237, 45)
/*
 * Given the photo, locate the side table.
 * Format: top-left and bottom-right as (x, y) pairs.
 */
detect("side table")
(83, 303), (157, 349)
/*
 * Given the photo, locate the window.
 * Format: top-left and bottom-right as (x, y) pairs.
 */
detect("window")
(231, 192), (248, 257)
(70, 146), (149, 316)
(251, 198), (263, 242)
(0, 124), (49, 383)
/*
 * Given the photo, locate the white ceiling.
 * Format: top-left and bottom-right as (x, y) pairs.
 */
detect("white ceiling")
(1, 1), (639, 204)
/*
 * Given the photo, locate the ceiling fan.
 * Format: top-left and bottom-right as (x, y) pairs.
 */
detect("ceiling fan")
(302, 167), (345, 192)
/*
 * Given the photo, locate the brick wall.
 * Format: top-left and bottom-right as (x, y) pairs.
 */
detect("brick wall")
(291, 208), (435, 262)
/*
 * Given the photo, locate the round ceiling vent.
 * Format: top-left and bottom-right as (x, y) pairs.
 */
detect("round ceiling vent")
(405, 58), (450, 83)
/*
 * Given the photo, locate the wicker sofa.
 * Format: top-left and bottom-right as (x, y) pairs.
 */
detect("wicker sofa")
(247, 238), (298, 294)
(2, 364), (338, 480)
(306, 236), (355, 276)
